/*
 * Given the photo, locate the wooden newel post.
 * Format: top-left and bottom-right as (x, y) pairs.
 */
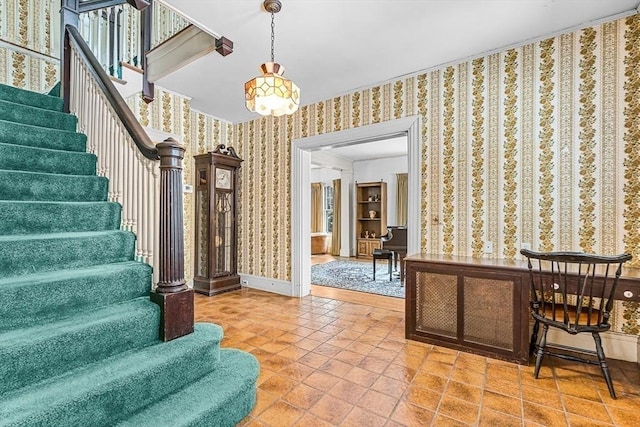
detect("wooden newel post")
(61, 0), (80, 113)
(150, 137), (194, 341)
(140, 0), (154, 103)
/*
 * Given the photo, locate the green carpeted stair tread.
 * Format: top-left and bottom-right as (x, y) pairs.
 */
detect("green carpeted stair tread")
(0, 200), (121, 235)
(0, 82), (64, 111)
(0, 142), (97, 175)
(0, 99), (76, 131)
(117, 349), (259, 427)
(0, 297), (160, 395)
(0, 261), (151, 332)
(47, 82), (60, 97)
(0, 323), (224, 427)
(0, 83), (259, 425)
(0, 169), (108, 202)
(0, 118), (87, 152)
(0, 230), (136, 276)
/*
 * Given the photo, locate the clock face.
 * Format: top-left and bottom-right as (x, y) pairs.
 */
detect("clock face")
(215, 168), (231, 189)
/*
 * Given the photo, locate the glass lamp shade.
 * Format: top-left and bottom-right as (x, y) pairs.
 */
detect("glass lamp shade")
(245, 62), (300, 117)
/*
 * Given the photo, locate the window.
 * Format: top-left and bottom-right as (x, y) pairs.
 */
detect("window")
(323, 184), (334, 233)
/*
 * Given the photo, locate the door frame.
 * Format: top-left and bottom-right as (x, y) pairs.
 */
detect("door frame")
(291, 116), (422, 297)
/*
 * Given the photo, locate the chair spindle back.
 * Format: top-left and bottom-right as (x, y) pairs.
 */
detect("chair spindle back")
(521, 250), (632, 333)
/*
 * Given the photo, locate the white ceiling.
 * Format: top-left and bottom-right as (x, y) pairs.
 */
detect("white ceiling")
(341, 136), (408, 163)
(159, 0), (640, 124)
(311, 135), (407, 168)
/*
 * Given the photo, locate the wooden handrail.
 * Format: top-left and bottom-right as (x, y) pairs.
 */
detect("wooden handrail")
(63, 18), (192, 342)
(64, 24), (158, 160)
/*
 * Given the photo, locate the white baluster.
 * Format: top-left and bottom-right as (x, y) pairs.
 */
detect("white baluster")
(69, 43), (161, 276)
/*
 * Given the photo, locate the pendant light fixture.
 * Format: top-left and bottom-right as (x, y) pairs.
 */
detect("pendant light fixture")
(244, 0), (300, 117)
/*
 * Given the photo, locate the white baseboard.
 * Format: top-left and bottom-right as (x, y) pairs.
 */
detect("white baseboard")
(239, 274), (294, 297)
(546, 328), (639, 363)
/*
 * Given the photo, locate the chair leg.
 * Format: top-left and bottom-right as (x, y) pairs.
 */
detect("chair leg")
(593, 332), (616, 399)
(529, 320), (540, 356)
(533, 324), (548, 379)
(388, 257), (392, 281)
(372, 257), (376, 280)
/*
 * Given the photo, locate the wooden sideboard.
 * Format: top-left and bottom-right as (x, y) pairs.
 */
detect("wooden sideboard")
(405, 254), (640, 364)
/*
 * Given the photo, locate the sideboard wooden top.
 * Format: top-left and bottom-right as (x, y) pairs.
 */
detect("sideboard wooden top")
(405, 253), (640, 286)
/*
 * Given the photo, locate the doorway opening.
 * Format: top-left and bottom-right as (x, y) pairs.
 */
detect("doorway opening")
(309, 136), (408, 299)
(291, 116), (422, 298)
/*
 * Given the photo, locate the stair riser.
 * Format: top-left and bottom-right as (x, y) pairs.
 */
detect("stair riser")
(0, 119), (87, 152)
(0, 201), (121, 235)
(0, 231), (136, 276)
(117, 350), (259, 427)
(1, 326), (223, 427)
(186, 382), (256, 427)
(0, 84), (258, 427)
(0, 83), (64, 111)
(0, 299), (160, 395)
(0, 170), (108, 202)
(0, 262), (152, 332)
(0, 143), (96, 175)
(0, 99), (77, 131)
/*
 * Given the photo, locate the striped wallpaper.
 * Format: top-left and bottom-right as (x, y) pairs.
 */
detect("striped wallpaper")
(0, 0), (58, 92)
(233, 15), (640, 335)
(2, 0), (639, 335)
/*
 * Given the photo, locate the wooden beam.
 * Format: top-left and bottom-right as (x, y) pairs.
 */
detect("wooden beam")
(215, 36), (233, 57)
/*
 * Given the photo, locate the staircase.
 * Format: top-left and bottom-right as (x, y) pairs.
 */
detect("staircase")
(0, 83), (258, 426)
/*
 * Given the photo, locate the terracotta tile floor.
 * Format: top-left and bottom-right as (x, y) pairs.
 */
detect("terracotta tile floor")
(195, 289), (640, 427)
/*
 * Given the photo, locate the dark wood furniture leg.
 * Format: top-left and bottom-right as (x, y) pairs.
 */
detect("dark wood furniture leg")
(593, 332), (616, 399)
(372, 256), (377, 280)
(529, 320), (540, 356)
(534, 324), (548, 378)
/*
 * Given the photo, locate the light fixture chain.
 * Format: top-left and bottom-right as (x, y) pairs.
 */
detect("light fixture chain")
(270, 11), (275, 63)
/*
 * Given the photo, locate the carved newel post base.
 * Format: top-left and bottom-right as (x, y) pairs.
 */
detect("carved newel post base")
(150, 290), (194, 341)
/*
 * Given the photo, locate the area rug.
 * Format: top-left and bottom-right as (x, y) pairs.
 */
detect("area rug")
(310, 260), (405, 298)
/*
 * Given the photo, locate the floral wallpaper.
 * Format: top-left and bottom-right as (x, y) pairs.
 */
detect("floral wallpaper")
(2, 0), (639, 335)
(0, 0), (58, 92)
(127, 88), (232, 284)
(233, 15), (640, 335)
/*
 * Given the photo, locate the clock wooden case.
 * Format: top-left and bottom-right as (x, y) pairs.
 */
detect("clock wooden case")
(193, 145), (243, 296)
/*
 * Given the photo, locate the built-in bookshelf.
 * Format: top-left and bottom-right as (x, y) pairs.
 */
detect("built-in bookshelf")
(355, 181), (387, 258)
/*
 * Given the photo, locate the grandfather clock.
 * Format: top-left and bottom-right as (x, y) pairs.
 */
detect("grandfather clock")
(193, 145), (243, 296)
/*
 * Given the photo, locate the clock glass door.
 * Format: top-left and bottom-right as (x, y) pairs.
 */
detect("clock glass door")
(214, 190), (233, 276)
(195, 168), (208, 278)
